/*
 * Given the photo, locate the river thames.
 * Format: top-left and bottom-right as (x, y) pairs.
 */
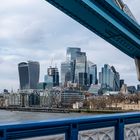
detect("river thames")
(0, 110), (94, 123)
(0, 110), (97, 139)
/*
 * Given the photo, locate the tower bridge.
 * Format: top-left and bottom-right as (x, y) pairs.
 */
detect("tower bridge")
(1, 1), (140, 139)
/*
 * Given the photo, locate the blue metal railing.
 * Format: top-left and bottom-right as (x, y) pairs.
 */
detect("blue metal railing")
(0, 112), (140, 140)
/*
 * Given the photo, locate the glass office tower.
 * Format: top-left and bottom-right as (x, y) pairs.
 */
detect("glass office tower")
(66, 47), (81, 83)
(66, 47), (81, 61)
(99, 64), (120, 91)
(88, 64), (98, 85)
(61, 62), (72, 86)
(111, 66), (120, 91)
(61, 47), (87, 86)
(18, 61), (40, 90)
(75, 52), (87, 84)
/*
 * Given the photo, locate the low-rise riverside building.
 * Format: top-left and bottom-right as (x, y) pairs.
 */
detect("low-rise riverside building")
(7, 93), (21, 106)
(61, 90), (85, 107)
(111, 101), (140, 110)
(0, 95), (8, 107)
(73, 102), (83, 109)
(20, 93), (29, 107)
(40, 90), (50, 107)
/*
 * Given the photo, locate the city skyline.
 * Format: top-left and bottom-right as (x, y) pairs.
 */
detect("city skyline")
(0, 0), (140, 91)
(3, 48), (132, 91)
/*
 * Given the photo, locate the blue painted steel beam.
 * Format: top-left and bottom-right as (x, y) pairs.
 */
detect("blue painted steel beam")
(45, 0), (140, 59)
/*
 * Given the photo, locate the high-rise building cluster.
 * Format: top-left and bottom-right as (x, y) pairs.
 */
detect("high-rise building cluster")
(3, 47), (138, 108)
(18, 61), (59, 90)
(18, 47), (123, 92)
(61, 47), (97, 87)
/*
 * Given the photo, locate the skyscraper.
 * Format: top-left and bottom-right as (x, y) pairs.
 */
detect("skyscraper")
(111, 66), (120, 91)
(66, 47), (81, 61)
(61, 62), (72, 86)
(78, 72), (87, 86)
(99, 64), (120, 91)
(18, 61), (40, 90)
(61, 47), (87, 86)
(66, 47), (81, 83)
(120, 79), (124, 89)
(75, 52), (87, 84)
(44, 66), (59, 87)
(48, 67), (59, 86)
(99, 64), (113, 89)
(88, 63), (98, 85)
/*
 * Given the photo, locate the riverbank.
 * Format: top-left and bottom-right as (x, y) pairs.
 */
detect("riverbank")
(0, 107), (136, 114)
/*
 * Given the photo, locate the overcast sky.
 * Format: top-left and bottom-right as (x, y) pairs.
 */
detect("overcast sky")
(0, 0), (140, 92)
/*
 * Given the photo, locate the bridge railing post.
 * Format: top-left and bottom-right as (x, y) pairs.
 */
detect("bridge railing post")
(115, 119), (124, 140)
(65, 124), (78, 140)
(0, 129), (6, 140)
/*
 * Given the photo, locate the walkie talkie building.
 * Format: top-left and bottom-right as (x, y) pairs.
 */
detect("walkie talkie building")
(18, 61), (40, 90)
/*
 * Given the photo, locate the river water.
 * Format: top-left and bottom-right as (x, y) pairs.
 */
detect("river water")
(0, 110), (100, 139)
(0, 110), (93, 123)
(0, 110), (97, 139)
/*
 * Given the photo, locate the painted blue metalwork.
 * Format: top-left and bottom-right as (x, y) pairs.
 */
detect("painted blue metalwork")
(0, 112), (140, 139)
(46, 0), (140, 59)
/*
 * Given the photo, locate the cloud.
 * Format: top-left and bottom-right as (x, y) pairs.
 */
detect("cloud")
(0, 0), (140, 91)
